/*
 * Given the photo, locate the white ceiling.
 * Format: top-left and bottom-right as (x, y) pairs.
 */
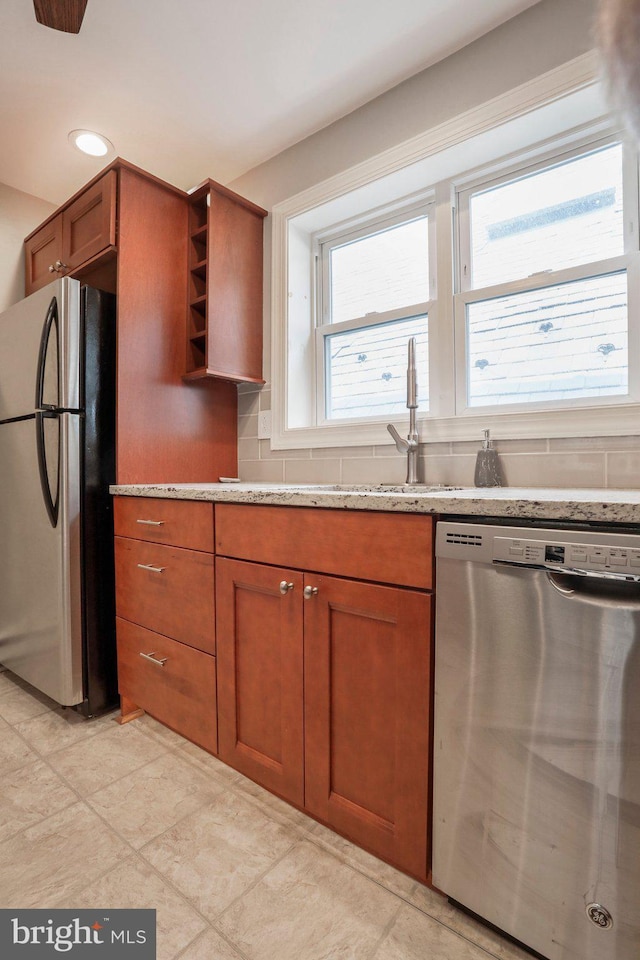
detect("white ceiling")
(0, 0), (541, 204)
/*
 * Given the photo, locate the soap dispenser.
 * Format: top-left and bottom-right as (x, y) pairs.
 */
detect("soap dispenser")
(474, 429), (503, 487)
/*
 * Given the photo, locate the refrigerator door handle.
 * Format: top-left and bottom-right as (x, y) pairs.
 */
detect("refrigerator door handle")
(35, 296), (59, 411)
(36, 410), (60, 527)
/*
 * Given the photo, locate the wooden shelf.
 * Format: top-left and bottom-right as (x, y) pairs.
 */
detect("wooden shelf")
(184, 180), (267, 383)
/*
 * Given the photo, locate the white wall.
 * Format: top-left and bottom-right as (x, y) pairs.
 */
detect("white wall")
(0, 183), (56, 312)
(229, 0), (640, 490)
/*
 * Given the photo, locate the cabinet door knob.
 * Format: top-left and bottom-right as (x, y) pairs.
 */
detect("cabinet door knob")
(48, 264), (57, 273)
(279, 580), (294, 595)
(303, 585), (319, 599)
(54, 259), (68, 271)
(139, 651), (168, 667)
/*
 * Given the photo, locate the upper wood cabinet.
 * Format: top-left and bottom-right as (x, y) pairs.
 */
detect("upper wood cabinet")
(184, 180), (267, 384)
(23, 160), (239, 485)
(24, 170), (117, 295)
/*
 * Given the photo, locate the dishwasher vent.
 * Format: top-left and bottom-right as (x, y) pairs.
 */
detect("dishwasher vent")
(445, 532), (484, 547)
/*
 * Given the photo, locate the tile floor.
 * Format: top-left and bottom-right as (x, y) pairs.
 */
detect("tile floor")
(0, 666), (533, 960)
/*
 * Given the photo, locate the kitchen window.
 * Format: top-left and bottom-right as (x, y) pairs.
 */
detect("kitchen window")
(270, 63), (640, 448)
(315, 205), (433, 421)
(455, 140), (636, 413)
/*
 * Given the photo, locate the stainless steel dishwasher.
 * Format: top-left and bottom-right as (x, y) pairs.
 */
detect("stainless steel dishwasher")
(433, 519), (640, 960)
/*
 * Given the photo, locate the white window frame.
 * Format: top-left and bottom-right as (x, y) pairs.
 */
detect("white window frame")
(269, 51), (640, 449)
(313, 200), (435, 426)
(453, 133), (640, 417)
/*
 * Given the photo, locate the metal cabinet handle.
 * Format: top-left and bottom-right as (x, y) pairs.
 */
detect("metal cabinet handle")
(303, 585), (319, 599)
(279, 580), (294, 595)
(137, 563), (165, 573)
(54, 260), (68, 271)
(136, 519), (165, 526)
(48, 264), (57, 273)
(139, 651), (168, 667)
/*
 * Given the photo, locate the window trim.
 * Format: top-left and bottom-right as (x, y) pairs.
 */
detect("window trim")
(269, 51), (640, 450)
(313, 200), (434, 426)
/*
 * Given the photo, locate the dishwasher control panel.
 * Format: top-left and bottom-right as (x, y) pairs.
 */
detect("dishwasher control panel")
(436, 521), (640, 579)
(493, 536), (640, 576)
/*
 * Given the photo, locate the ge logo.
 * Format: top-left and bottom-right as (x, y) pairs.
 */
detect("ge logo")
(586, 904), (613, 929)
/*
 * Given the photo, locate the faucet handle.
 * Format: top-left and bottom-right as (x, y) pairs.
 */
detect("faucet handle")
(387, 423), (410, 453)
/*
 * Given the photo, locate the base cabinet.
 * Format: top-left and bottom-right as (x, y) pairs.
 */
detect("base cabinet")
(215, 543), (432, 879)
(114, 497), (217, 752)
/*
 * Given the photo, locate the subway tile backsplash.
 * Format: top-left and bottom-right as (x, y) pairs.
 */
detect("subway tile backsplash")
(237, 384), (640, 489)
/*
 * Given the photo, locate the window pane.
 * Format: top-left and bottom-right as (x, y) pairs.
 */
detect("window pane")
(330, 217), (429, 324)
(466, 272), (628, 407)
(326, 316), (428, 420)
(469, 144), (624, 288)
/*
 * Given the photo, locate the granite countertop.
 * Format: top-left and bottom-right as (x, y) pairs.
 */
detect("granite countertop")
(110, 482), (640, 524)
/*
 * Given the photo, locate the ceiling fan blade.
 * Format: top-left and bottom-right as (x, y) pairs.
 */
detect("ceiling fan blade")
(33, 0), (88, 34)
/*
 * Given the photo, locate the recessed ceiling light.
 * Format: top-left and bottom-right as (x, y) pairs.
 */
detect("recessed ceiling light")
(68, 129), (114, 157)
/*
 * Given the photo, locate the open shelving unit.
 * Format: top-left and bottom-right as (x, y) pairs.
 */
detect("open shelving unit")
(184, 180), (267, 384)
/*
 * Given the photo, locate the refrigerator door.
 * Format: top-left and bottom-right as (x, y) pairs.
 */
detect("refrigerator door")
(0, 410), (83, 705)
(0, 278), (80, 421)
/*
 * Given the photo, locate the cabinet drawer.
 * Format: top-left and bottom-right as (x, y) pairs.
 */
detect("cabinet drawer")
(215, 504), (433, 590)
(115, 538), (215, 654)
(117, 618), (217, 754)
(114, 497), (214, 552)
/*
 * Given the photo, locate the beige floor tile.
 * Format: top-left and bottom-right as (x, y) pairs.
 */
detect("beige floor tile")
(0, 759), (77, 842)
(179, 928), (246, 960)
(0, 716), (39, 774)
(178, 740), (242, 785)
(132, 714), (192, 749)
(307, 822), (417, 900)
(216, 840), (402, 960)
(48, 721), (168, 796)
(88, 751), (226, 849)
(408, 886), (532, 960)
(232, 773), (317, 834)
(14, 707), (116, 755)
(0, 673), (58, 725)
(0, 802), (130, 908)
(142, 791), (297, 919)
(55, 857), (208, 960)
(371, 903), (503, 960)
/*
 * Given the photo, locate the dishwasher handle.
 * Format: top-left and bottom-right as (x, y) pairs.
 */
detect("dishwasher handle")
(493, 558), (640, 584)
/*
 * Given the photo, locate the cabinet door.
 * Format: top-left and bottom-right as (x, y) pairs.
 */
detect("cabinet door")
(24, 215), (62, 294)
(304, 575), (432, 878)
(61, 170), (117, 271)
(216, 557), (304, 804)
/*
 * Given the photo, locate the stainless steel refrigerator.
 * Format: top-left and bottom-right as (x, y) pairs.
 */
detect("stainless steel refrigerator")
(0, 277), (117, 715)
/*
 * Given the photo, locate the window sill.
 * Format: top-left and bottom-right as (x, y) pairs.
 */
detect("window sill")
(269, 402), (640, 450)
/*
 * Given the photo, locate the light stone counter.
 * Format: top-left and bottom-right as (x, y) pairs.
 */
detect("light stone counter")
(110, 482), (640, 525)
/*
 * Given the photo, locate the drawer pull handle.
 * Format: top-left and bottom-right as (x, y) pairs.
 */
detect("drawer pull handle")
(136, 519), (165, 526)
(303, 585), (319, 599)
(137, 563), (165, 573)
(279, 580), (294, 595)
(139, 651), (168, 667)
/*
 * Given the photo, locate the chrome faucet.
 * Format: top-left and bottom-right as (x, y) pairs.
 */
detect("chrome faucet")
(387, 337), (420, 484)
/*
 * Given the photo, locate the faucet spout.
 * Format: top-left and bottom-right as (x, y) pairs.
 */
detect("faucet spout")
(387, 337), (420, 484)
